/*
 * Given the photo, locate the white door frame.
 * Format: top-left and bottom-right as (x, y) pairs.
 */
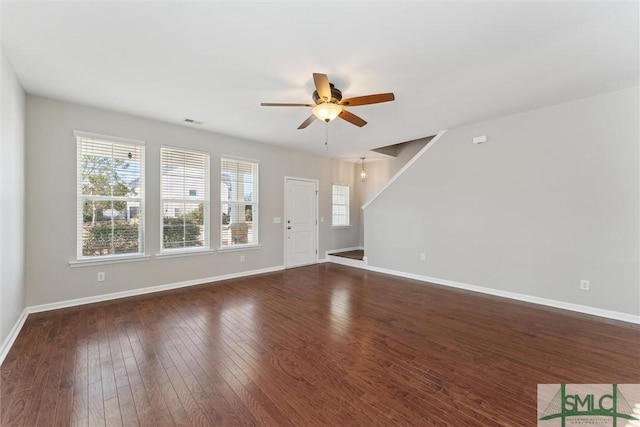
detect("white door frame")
(284, 176), (319, 268)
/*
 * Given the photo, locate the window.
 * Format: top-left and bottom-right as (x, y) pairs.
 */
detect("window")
(332, 184), (350, 226)
(161, 147), (210, 252)
(221, 157), (258, 247)
(76, 131), (145, 259)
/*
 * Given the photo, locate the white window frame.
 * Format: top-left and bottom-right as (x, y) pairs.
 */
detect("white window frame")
(74, 130), (146, 262)
(220, 156), (259, 249)
(332, 183), (350, 227)
(159, 146), (211, 254)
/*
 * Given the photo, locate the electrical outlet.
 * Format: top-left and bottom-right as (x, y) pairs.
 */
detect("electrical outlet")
(97, 272), (105, 282)
(580, 279), (590, 291)
(240, 255), (245, 263)
(420, 253), (426, 261)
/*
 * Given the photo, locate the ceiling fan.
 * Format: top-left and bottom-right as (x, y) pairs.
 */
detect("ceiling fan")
(261, 73), (395, 129)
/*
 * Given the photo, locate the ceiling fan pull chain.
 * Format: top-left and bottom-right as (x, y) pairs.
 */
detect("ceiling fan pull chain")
(325, 121), (329, 150)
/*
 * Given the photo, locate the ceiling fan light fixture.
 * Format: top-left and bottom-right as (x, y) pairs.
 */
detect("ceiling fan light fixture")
(312, 102), (342, 122)
(261, 73), (394, 130)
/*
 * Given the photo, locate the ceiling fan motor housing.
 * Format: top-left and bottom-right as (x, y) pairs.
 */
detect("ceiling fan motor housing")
(312, 83), (343, 104)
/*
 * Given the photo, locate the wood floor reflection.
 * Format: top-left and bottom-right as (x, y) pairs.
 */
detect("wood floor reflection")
(2, 263), (639, 426)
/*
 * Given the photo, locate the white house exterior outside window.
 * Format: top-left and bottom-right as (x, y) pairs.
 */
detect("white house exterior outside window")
(160, 147), (210, 252)
(221, 157), (258, 248)
(75, 131), (145, 260)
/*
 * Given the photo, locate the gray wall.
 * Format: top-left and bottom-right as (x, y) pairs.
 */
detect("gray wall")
(364, 87), (639, 316)
(1, 50), (26, 348)
(357, 138), (432, 246)
(25, 96), (360, 306)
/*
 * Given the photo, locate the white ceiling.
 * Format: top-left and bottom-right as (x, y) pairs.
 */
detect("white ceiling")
(2, 1), (638, 159)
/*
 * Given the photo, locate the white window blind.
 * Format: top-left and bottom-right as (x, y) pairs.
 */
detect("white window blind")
(221, 158), (258, 247)
(332, 184), (350, 226)
(76, 131), (145, 259)
(161, 147), (210, 251)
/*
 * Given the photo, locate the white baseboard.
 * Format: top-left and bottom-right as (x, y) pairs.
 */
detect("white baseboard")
(318, 246), (365, 264)
(325, 246), (366, 268)
(0, 265), (284, 366)
(0, 308), (29, 366)
(325, 246), (363, 256)
(360, 264), (640, 324)
(327, 254), (367, 268)
(5, 260), (634, 369)
(28, 265), (285, 314)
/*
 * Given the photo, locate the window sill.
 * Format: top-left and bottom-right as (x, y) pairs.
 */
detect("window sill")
(217, 244), (262, 253)
(331, 225), (352, 229)
(69, 254), (150, 268)
(155, 249), (216, 260)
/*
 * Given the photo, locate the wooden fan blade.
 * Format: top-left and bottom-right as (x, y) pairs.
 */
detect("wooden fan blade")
(261, 102), (314, 107)
(338, 109), (367, 127)
(297, 114), (317, 129)
(313, 73), (331, 101)
(340, 93), (395, 107)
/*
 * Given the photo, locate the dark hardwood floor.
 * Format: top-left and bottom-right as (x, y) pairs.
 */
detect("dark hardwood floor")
(1, 263), (639, 426)
(330, 250), (365, 261)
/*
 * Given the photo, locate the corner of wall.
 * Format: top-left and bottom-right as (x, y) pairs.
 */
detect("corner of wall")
(362, 88), (639, 317)
(0, 48), (28, 361)
(361, 129), (448, 211)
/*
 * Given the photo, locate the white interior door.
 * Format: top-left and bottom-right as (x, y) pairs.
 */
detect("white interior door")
(285, 178), (318, 268)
